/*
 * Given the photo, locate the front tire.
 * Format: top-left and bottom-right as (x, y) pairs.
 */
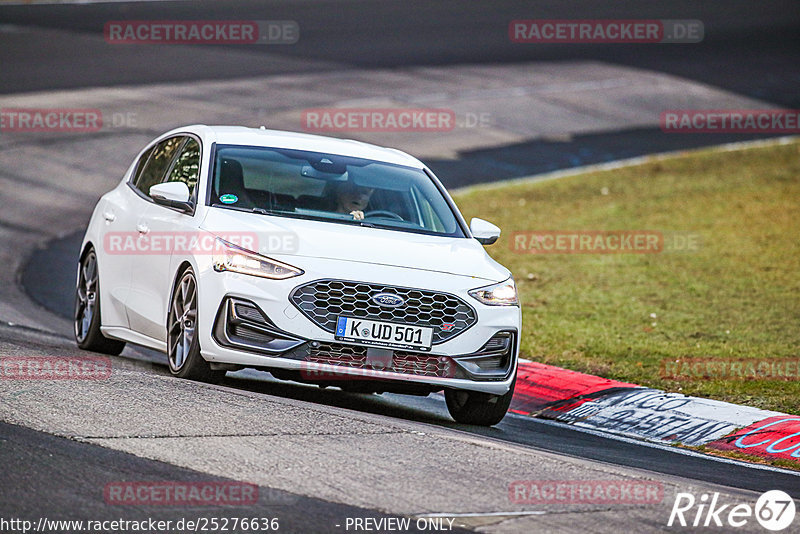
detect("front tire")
(167, 268), (225, 383)
(445, 375), (516, 426)
(74, 248), (126, 355)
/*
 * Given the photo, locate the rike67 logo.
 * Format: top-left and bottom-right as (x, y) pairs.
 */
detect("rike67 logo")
(668, 490), (796, 531)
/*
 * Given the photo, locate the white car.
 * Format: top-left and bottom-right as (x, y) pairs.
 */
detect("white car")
(75, 125), (520, 425)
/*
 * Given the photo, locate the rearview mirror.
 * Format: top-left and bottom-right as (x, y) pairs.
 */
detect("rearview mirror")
(150, 182), (193, 212)
(300, 164), (347, 181)
(470, 218), (501, 245)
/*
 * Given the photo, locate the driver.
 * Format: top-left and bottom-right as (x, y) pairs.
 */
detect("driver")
(334, 182), (374, 220)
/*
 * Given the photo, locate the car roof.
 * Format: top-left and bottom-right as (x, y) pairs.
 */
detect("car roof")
(164, 125), (425, 169)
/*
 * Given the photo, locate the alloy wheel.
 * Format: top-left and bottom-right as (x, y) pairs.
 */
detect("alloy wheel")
(168, 271), (198, 371)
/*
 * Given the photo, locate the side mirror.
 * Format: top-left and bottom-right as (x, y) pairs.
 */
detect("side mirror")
(470, 218), (501, 245)
(150, 182), (193, 212)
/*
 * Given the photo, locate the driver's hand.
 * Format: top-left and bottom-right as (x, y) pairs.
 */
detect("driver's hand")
(350, 210), (365, 221)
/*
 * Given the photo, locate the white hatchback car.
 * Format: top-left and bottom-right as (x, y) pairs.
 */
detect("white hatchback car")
(76, 125), (520, 425)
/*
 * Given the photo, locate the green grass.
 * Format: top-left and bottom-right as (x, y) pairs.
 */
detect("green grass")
(453, 140), (800, 414)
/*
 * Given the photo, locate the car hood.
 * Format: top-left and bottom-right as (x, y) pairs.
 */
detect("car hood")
(200, 208), (509, 282)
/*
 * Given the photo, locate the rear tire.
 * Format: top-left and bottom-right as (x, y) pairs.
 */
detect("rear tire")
(74, 248), (126, 355)
(445, 374), (516, 426)
(167, 268), (225, 383)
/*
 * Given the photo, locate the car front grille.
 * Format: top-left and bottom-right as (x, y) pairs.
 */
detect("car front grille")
(392, 351), (456, 377)
(290, 279), (477, 344)
(307, 342), (456, 378)
(308, 342), (367, 367)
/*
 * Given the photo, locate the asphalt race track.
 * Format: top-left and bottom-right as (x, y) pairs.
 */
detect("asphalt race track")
(19, 231), (800, 495)
(1, 1), (799, 533)
(1, 0), (798, 182)
(1, 0), (798, 107)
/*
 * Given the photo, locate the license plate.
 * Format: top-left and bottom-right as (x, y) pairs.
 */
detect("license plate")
(335, 317), (433, 351)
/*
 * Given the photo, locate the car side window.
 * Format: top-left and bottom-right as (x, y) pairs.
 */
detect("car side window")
(133, 136), (184, 198)
(131, 145), (155, 185)
(410, 185), (446, 232)
(164, 137), (201, 196)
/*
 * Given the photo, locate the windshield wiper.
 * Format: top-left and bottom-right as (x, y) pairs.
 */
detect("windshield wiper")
(247, 208), (391, 230)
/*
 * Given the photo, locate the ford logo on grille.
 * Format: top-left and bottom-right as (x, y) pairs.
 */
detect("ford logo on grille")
(372, 293), (405, 307)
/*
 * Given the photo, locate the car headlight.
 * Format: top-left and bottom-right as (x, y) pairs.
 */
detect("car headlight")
(212, 238), (303, 280)
(469, 278), (519, 306)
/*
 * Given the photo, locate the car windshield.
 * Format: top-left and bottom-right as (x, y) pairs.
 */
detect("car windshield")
(209, 145), (464, 237)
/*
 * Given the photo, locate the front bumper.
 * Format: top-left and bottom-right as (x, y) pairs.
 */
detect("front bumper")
(195, 257), (520, 395)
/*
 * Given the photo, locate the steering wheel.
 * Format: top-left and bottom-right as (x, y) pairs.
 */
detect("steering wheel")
(365, 210), (404, 221)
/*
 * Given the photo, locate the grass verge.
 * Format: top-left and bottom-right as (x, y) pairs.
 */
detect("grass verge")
(453, 139), (800, 415)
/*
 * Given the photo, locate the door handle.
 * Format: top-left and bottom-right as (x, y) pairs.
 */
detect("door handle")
(103, 212), (116, 222)
(136, 223), (149, 234)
